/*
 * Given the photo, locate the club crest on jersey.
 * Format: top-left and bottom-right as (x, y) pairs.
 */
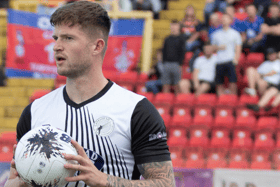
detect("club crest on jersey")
(93, 117), (115, 136)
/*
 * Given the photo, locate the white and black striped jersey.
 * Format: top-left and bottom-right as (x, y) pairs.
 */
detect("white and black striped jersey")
(17, 80), (170, 187)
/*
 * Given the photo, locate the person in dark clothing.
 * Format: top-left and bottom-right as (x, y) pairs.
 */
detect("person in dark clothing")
(0, 65), (7, 87)
(161, 20), (185, 93)
(254, 0), (271, 18)
(261, 2), (280, 54)
(145, 49), (164, 94)
(181, 5), (205, 72)
(0, 0), (9, 8)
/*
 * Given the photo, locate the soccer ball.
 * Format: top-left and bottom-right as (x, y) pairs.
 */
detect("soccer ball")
(15, 125), (78, 187)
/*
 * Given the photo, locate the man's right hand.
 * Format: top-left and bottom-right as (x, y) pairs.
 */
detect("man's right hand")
(4, 145), (29, 187)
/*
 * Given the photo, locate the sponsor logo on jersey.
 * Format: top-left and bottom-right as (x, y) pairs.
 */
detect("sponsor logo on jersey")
(93, 117), (115, 136)
(149, 132), (167, 141)
(84, 148), (104, 170)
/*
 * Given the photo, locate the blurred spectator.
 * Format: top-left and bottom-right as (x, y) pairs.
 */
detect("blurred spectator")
(204, 0), (227, 27)
(0, 65), (7, 87)
(208, 12), (222, 41)
(181, 5), (204, 72)
(208, 6), (245, 42)
(0, 0), (9, 8)
(211, 13), (242, 95)
(37, 4), (58, 15)
(204, 0), (242, 26)
(132, 0), (161, 18)
(145, 49), (164, 94)
(246, 85), (280, 111)
(242, 4), (265, 53)
(162, 20), (185, 93)
(118, 0), (133, 12)
(254, 0), (271, 18)
(245, 48), (280, 96)
(179, 43), (217, 96)
(261, 2), (280, 54)
(99, 0), (132, 12)
(225, 5), (246, 32)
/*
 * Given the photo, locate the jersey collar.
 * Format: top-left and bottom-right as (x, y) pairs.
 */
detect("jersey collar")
(63, 80), (113, 108)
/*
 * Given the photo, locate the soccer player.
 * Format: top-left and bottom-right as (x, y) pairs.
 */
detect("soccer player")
(4, 1), (175, 187)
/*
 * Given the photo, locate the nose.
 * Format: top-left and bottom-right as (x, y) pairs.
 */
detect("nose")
(53, 39), (63, 52)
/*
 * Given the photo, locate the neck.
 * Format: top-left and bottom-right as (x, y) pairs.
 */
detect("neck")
(249, 15), (256, 21)
(171, 33), (179, 36)
(223, 26), (230, 30)
(65, 64), (108, 104)
(205, 54), (212, 59)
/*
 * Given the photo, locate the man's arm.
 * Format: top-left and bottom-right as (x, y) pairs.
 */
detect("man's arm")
(241, 32), (247, 43)
(234, 45), (242, 65)
(261, 23), (274, 35)
(254, 32), (264, 42)
(261, 70), (277, 77)
(106, 161), (175, 187)
(4, 161), (28, 187)
(192, 69), (200, 90)
(64, 140), (175, 187)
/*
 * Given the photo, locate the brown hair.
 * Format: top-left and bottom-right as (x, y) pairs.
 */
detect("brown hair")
(50, 1), (111, 52)
(270, 2), (280, 9)
(245, 3), (257, 10)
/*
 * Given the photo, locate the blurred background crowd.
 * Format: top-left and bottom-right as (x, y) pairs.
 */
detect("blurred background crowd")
(0, 0), (280, 172)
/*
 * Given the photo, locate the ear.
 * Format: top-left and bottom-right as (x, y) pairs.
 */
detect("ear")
(92, 39), (105, 56)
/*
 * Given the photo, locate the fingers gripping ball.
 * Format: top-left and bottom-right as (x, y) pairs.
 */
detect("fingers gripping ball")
(14, 125), (78, 187)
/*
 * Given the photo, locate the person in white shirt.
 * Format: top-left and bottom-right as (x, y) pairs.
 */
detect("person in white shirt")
(179, 43), (217, 96)
(211, 13), (242, 95)
(247, 84), (280, 112)
(245, 47), (280, 96)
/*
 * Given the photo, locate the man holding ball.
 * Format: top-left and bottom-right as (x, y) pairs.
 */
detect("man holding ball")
(5, 1), (174, 187)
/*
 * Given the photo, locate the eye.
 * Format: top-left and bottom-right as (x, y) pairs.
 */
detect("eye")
(66, 37), (73, 40)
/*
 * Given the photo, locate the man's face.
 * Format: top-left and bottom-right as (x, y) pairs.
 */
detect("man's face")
(268, 52), (278, 61)
(210, 13), (220, 27)
(246, 5), (257, 18)
(52, 24), (95, 78)
(203, 45), (213, 56)
(225, 6), (235, 18)
(170, 23), (180, 35)
(269, 6), (280, 18)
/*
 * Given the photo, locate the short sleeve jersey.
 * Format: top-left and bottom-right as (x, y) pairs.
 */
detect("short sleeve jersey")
(211, 28), (242, 64)
(243, 16), (264, 39)
(193, 54), (217, 83)
(16, 80), (171, 187)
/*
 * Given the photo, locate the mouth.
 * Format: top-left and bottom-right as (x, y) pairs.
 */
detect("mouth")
(56, 56), (66, 62)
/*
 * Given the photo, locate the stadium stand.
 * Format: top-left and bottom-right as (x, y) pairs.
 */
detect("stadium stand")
(0, 0), (280, 171)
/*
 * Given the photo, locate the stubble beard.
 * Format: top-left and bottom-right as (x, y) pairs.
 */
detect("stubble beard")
(57, 59), (92, 78)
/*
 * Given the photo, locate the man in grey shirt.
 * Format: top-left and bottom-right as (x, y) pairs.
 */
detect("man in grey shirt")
(211, 13), (242, 95)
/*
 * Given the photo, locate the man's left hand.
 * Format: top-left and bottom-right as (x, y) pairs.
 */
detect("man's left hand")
(64, 139), (107, 186)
